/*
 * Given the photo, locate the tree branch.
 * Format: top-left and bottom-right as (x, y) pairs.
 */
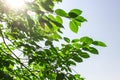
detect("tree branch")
(0, 29), (39, 79)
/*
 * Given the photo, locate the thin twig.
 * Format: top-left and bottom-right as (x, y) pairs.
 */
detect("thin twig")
(0, 29), (39, 79)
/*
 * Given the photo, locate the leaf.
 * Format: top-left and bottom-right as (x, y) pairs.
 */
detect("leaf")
(64, 37), (70, 43)
(75, 16), (87, 22)
(56, 16), (63, 24)
(71, 39), (80, 43)
(55, 9), (68, 17)
(67, 60), (76, 66)
(72, 54), (83, 62)
(68, 9), (82, 18)
(27, 16), (35, 27)
(79, 52), (90, 58)
(48, 14), (56, 21)
(73, 43), (81, 49)
(72, 19), (81, 26)
(45, 40), (52, 46)
(92, 41), (107, 47)
(56, 73), (65, 80)
(41, 2), (53, 12)
(80, 36), (93, 44)
(83, 47), (99, 54)
(69, 20), (78, 33)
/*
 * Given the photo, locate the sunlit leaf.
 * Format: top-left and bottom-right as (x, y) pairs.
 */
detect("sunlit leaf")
(80, 36), (93, 44)
(55, 9), (68, 17)
(69, 20), (78, 33)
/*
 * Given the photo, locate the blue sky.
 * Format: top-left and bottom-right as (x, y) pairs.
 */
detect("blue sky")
(56, 0), (120, 80)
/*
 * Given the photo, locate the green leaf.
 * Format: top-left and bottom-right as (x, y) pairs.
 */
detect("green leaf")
(72, 54), (83, 62)
(56, 16), (63, 24)
(72, 19), (81, 26)
(69, 21), (78, 33)
(56, 73), (65, 80)
(45, 40), (52, 46)
(67, 60), (76, 66)
(73, 43), (81, 49)
(68, 9), (82, 18)
(92, 41), (107, 47)
(55, 9), (68, 17)
(64, 37), (70, 43)
(48, 14), (56, 21)
(71, 39), (80, 43)
(83, 47), (99, 54)
(75, 16), (87, 22)
(80, 36), (93, 44)
(79, 52), (90, 58)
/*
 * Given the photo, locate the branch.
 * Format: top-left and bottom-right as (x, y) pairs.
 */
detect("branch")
(0, 29), (39, 79)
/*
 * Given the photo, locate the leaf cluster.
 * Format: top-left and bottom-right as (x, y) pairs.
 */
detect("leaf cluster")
(0, 0), (106, 80)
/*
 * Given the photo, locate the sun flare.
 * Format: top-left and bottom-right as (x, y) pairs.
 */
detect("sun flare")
(5, 0), (25, 9)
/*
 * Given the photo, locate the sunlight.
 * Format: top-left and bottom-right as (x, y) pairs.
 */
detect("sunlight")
(5, 0), (25, 9)
(5, 0), (35, 10)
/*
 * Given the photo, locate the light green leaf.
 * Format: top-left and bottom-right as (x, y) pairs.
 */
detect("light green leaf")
(69, 21), (78, 33)
(80, 36), (93, 44)
(55, 9), (68, 17)
(56, 16), (63, 24)
(71, 39), (80, 43)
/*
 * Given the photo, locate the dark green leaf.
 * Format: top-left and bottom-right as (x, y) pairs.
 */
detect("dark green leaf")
(83, 47), (99, 54)
(41, 2), (53, 12)
(92, 41), (107, 47)
(79, 52), (90, 58)
(55, 9), (68, 17)
(45, 40), (52, 46)
(72, 54), (83, 62)
(75, 16), (87, 22)
(69, 20), (78, 33)
(56, 73), (65, 80)
(67, 60), (76, 66)
(68, 9), (82, 18)
(64, 37), (70, 43)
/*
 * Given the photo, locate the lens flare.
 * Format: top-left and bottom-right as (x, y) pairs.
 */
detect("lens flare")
(5, 0), (25, 9)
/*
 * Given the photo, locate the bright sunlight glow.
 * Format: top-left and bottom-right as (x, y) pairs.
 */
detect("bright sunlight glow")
(5, 0), (34, 9)
(5, 0), (25, 9)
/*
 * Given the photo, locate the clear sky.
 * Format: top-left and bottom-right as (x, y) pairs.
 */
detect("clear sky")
(55, 0), (120, 80)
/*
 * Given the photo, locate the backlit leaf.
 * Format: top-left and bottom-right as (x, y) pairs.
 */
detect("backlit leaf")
(55, 9), (68, 17)
(69, 21), (78, 33)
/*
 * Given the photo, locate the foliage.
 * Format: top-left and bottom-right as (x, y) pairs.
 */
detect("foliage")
(0, 0), (106, 80)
